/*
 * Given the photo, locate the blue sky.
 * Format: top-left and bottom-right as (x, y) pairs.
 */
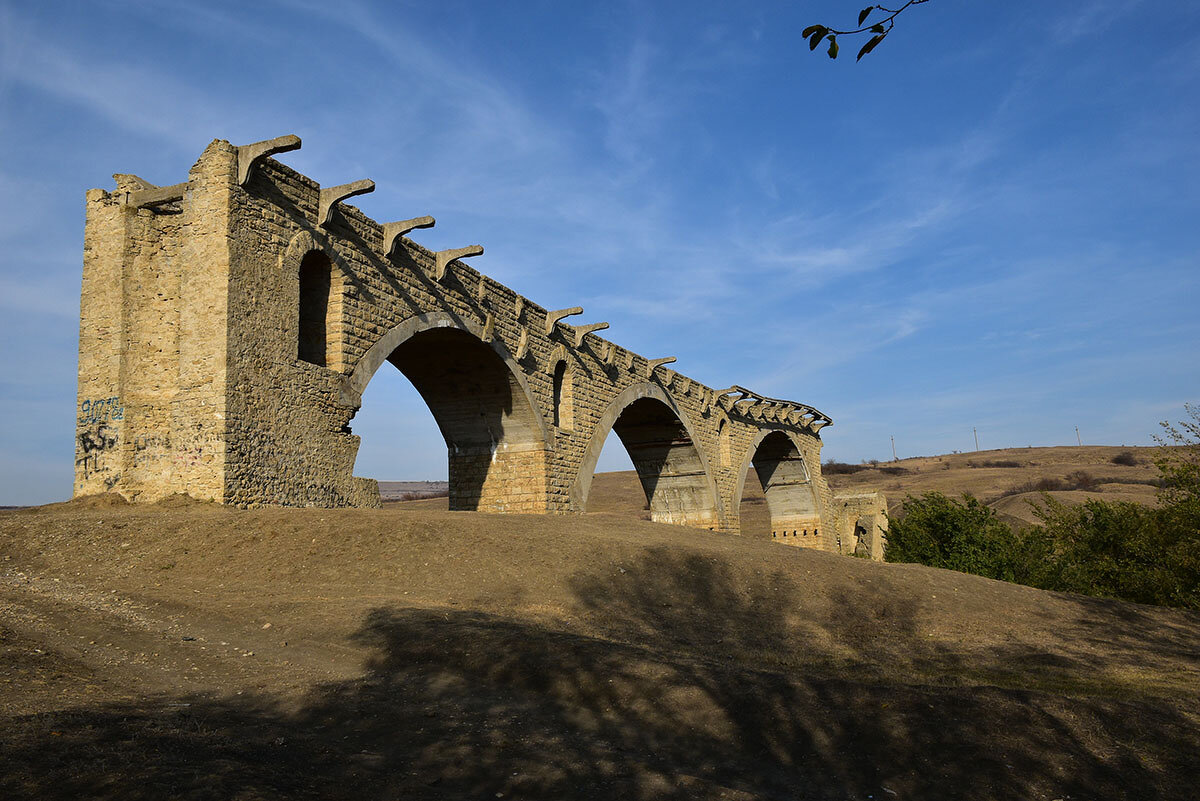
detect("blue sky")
(1, 0), (1198, 503)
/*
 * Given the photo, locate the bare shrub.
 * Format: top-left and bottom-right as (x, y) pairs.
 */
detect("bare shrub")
(994, 471), (1100, 501)
(392, 490), (450, 502)
(822, 461), (866, 475)
(1111, 451), (1139, 466)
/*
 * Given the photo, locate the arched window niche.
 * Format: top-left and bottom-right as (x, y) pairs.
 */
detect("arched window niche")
(551, 359), (574, 430)
(298, 250), (341, 369)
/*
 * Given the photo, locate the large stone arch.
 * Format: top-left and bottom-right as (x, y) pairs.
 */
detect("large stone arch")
(733, 428), (823, 547)
(570, 383), (725, 529)
(342, 311), (551, 513)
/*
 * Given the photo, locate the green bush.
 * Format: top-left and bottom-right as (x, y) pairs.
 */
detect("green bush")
(884, 493), (1018, 581)
(1027, 497), (1199, 608)
(886, 491), (1199, 609)
(884, 407), (1200, 609)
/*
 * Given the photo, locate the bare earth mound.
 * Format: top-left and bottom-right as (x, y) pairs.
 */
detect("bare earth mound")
(1, 481), (1197, 799)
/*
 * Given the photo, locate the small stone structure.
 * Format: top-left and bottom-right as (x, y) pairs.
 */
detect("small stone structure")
(74, 136), (887, 556)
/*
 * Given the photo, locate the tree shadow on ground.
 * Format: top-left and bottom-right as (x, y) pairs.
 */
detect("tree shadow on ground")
(2, 548), (1198, 800)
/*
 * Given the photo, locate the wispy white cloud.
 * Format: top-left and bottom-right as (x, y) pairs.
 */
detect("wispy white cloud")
(1050, 0), (1145, 44)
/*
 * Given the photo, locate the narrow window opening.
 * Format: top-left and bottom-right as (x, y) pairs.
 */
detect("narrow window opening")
(298, 250), (333, 366)
(551, 359), (573, 429)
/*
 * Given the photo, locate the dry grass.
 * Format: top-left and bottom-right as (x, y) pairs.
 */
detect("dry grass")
(0, 447), (1195, 799)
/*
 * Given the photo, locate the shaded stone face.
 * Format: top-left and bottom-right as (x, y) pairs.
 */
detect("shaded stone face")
(73, 136), (885, 556)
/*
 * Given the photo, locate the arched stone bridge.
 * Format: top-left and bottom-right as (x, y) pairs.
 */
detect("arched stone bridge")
(74, 136), (886, 557)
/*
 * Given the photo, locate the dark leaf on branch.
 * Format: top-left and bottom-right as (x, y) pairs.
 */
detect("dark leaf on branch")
(857, 33), (886, 61)
(858, 6), (874, 25)
(871, 23), (886, 34)
(827, 35), (839, 59)
(801, 24), (825, 39)
(808, 28), (826, 51)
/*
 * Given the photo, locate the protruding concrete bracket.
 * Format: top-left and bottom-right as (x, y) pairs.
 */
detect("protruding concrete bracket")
(713, 387), (745, 412)
(648, 357), (676, 374)
(381, 216), (436, 256)
(602, 342), (617, 366)
(811, 419), (832, 433)
(573, 322), (609, 347)
(120, 181), (192, 208)
(236, 134), (302, 185)
(434, 245), (483, 281)
(623, 350), (634, 371)
(319, 180), (375, 227)
(733, 397), (759, 413)
(516, 328), (530, 360)
(513, 297), (526, 320)
(114, 174), (157, 192)
(544, 307), (583, 335)
(481, 312), (496, 343)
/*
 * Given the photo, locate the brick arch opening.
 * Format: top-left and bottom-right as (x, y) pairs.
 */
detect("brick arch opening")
(344, 314), (550, 513)
(570, 384), (724, 529)
(734, 430), (822, 547)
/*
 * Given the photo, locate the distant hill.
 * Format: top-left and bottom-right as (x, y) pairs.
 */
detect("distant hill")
(392, 445), (1167, 533)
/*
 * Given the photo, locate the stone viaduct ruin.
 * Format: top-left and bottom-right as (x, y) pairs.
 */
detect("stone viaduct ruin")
(74, 136), (886, 558)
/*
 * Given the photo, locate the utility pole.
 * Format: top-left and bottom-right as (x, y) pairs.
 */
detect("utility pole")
(973, 427), (979, 451)
(891, 435), (897, 462)
(1075, 426), (1082, 447)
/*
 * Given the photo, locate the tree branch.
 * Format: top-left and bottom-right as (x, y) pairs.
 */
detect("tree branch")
(801, 0), (931, 61)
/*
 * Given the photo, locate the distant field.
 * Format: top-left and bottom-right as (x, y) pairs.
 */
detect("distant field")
(390, 444), (1168, 532)
(821, 444), (1165, 528)
(378, 480), (449, 502)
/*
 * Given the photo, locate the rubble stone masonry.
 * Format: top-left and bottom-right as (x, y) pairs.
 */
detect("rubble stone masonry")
(74, 137), (886, 556)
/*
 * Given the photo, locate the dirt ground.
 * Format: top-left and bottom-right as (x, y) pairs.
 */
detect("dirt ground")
(2, 446), (1197, 800)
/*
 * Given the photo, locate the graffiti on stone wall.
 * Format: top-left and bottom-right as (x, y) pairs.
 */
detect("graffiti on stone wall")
(79, 396), (123, 425)
(76, 396), (123, 479)
(133, 433), (170, 467)
(76, 422), (119, 480)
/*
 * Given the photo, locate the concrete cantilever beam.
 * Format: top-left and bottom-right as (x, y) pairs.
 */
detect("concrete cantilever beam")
(381, 216), (436, 256)
(544, 307), (583, 335)
(734, 398), (760, 414)
(113, 174), (158, 192)
(712, 387), (748, 411)
(573, 322), (609, 347)
(119, 181), (191, 208)
(434, 245), (484, 281)
(236, 135), (302, 185)
(602, 342), (617, 365)
(791, 411), (816, 427)
(647, 357), (676, 373)
(319, 180), (375, 227)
